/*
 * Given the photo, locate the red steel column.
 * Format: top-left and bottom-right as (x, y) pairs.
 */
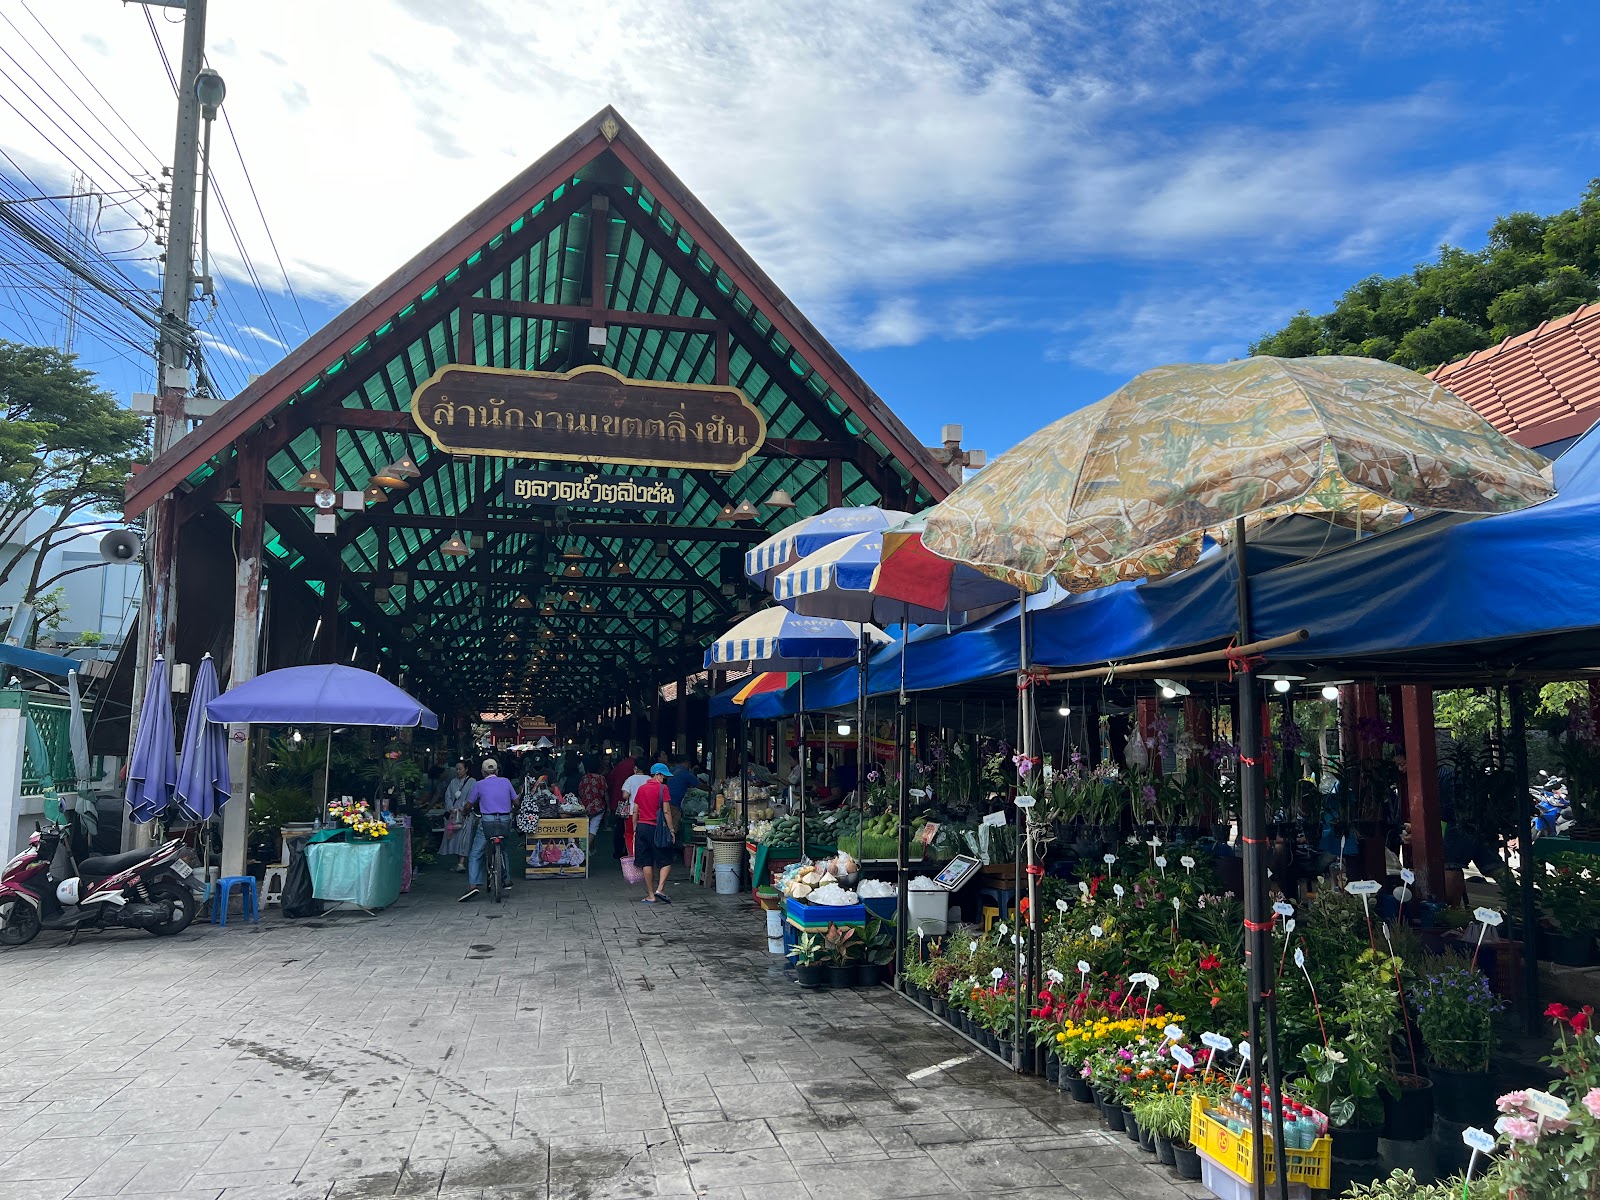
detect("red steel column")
(1401, 685), (1445, 898)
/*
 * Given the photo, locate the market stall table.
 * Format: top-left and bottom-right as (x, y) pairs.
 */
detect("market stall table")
(305, 829), (405, 911)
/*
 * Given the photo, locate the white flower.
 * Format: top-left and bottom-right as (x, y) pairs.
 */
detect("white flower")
(1324, 1048), (1347, 1064)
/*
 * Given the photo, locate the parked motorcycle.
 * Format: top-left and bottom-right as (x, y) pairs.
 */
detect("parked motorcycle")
(1531, 772), (1574, 838)
(0, 824), (199, 946)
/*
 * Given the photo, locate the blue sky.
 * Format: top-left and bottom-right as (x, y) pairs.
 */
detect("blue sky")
(2, 1), (1598, 459)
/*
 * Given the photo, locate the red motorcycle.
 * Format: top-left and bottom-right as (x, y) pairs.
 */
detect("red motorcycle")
(0, 824), (200, 946)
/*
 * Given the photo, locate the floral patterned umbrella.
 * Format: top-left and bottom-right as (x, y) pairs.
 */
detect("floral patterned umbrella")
(922, 356), (1555, 592)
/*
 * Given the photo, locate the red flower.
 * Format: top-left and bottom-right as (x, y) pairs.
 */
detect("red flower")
(1574, 1007), (1593, 1036)
(1199, 954), (1221, 971)
(1546, 1003), (1572, 1021)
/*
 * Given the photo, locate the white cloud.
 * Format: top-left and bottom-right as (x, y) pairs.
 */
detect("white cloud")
(0, 0), (1536, 351)
(1047, 284), (1295, 377)
(236, 324), (288, 351)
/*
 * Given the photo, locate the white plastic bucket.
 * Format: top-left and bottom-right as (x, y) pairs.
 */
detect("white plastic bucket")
(767, 936), (786, 955)
(715, 863), (741, 895)
(907, 886), (948, 933)
(765, 909), (783, 937)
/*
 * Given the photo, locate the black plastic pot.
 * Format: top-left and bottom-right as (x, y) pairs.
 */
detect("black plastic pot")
(932, 998), (946, 1019)
(1430, 1066), (1496, 1123)
(1551, 931), (1594, 967)
(796, 963), (826, 988)
(1171, 1142), (1201, 1181)
(1155, 1133), (1176, 1166)
(1104, 1103), (1127, 1133)
(1067, 1075), (1092, 1103)
(1330, 1124), (1383, 1192)
(826, 965), (855, 989)
(1123, 1110), (1143, 1144)
(1383, 1075), (1434, 1142)
(1045, 1055), (1060, 1084)
(855, 962), (880, 987)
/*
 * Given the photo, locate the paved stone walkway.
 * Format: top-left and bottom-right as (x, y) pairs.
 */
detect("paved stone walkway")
(0, 861), (1212, 1200)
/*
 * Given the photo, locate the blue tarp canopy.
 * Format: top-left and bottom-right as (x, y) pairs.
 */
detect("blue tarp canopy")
(0, 642), (79, 678)
(719, 421), (1600, 716)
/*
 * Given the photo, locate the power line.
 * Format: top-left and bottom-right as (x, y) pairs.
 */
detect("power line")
(219, 107), (307, 330)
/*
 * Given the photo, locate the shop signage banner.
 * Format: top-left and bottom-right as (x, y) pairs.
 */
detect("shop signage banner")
(411, 364), (766, 470)
(501, 469), (684, 512)
(525, 817), (589, 879)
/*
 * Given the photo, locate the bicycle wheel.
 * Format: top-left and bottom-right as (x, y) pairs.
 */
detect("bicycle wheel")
(488, 840), (503, 903)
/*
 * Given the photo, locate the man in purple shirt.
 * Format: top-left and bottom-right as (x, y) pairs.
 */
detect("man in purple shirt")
(461, 758), (518, 902)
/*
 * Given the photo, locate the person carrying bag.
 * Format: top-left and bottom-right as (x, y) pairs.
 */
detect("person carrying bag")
(632, 763), (678, 904)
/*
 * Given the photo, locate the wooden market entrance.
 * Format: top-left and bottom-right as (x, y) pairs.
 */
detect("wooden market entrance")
(124, 108), (955, 871)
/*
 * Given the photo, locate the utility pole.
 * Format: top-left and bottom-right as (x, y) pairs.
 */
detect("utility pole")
(125, 0), (214, 847)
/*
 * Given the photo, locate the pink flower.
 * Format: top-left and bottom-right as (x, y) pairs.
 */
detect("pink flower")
(1496, 1091), (1529, 1115)
(1585, 1089), (1600, 1120)
(1497, 1116), (1540, 1144)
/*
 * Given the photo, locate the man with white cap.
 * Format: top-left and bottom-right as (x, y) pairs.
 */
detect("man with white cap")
(460, 757), (518, 902)
(632, 762), (677, 904)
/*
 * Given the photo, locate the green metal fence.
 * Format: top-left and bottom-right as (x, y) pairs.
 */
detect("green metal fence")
(1, 690), (76, 792)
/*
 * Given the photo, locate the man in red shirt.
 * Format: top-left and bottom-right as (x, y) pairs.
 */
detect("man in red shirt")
(632, 763), (676, 904)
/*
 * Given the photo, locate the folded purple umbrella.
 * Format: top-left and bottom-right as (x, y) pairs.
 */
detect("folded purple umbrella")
(125, 656), (176, 824)
(174, 654), (230, 821)
(207, 664), (438, 729)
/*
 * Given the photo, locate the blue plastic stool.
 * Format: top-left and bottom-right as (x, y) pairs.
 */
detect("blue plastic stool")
(977, 886), (1016, 919)
(212, 875), (259, 926)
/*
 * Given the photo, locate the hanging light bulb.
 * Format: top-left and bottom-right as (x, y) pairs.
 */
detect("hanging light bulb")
(513, 594), (533, 609)
(836, 721), (851, 736)
(764, 488), (796, 509)
(440, 533), (470, 557)
(1322, 684), (1340, 701)
(732, 500), (758, 521)
(1273, 678), (1292, 693)
(1058, 703), (1072, 717)
(295, 468), (331, 491)
(1161, 685), (1176, 699)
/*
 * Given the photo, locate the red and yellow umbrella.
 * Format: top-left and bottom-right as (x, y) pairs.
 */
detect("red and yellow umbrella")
(730, 671), (798, 705)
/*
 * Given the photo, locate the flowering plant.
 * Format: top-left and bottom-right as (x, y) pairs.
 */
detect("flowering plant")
(1409, 963), (1500, 1072)
(1492, 1004), (1600, 1199)
(327, 797), (389, 839)
(1541, 853), (1600, 934)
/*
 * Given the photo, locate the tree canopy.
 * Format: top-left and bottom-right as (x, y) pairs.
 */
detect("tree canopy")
(1251, 180), (1600, 373)
(0, 341), (144, 636)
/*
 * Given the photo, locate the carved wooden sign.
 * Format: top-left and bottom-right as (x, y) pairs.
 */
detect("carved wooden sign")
(410, 364), (766, 470)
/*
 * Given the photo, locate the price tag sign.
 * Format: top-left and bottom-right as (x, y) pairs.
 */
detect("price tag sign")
(1526, 1091), (1571, 1121)
(1113, 884), (1126, 902)
(1079, 881), (1090, 897)
(1284, 917), (1296, 935)
(1400, 868), (1416, 885)
(1055, 898), (1069, 912)
(1238, 1040), (1252, 1061)
(1273, 901), (1295, 918)
(1089, 924), (1104, 939)
(1345, 879), (1382, 896)
(1172, 1045), (1195, 1069)
(1164, 1023), (1185, 1042)
(1129, 971), (1157, 988)
(1077, 959), (1091, 975)
(1293, 946), (1306, 970)
(917, 927), (926, 940)
(1201, 1032), (1234, 1052)
(1180, 855), (1196, 872)
(1474, 907), (1504, 927)
(1462, 1127), (1496, 1153)
(1103, 853), (1118, 866)
(969, 940), (978, 953)
(1046, 968), (1064, 983)
(990, 967), (1004, 982)
(1155, 855), (1167, 871)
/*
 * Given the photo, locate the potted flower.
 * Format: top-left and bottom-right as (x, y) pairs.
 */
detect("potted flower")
(1408, 962), (1500, 1124)
(1493, 1003), (1600, 1200)
(823, 924), (859, 989)
(794, 931), (827, 989)
(1134, 1086), (1203, 1178)
(1540, 853), (1599, 966)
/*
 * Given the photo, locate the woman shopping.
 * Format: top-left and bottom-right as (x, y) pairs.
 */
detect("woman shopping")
(439, 760), (476, 873)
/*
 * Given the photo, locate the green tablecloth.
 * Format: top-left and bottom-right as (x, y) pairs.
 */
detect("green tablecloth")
(306, 834), (404, 909)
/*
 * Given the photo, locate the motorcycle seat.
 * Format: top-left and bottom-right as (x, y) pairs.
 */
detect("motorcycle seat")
(76, 848), (155, 878)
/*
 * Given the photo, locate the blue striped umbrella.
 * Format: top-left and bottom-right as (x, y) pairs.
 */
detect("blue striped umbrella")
(704, 606), (887, 670)
(174, 654), (230, 821)
(125, 656), (176, 824)
(744, 506), (913, 589)
(771, 531), (967, 625)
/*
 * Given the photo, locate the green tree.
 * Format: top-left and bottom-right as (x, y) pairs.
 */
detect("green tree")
(1253, 179), (1600, 372)
(0, 342), (144, 623)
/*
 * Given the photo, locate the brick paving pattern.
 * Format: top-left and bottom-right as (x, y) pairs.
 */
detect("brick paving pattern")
(0, 864), (1212, 1199)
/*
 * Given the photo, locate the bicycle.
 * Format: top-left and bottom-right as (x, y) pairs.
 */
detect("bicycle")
(486, 827), (507, 903)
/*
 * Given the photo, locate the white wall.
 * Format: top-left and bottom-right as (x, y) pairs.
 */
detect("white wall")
(0, 511), (139, 649)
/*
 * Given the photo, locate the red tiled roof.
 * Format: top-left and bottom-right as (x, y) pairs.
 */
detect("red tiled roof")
(1429, 302), (1600, 448)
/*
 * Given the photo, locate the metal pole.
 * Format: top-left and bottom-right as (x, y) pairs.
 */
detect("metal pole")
(1508, 684), (1541, 1034)
(128, 0), (209, 849)
(797, 674), (807, 856)
(894, 689), (910, 990)
(738, 716), (749, 825)
(857, 629), (868, 866)
(1234, 518), (1288, 1200)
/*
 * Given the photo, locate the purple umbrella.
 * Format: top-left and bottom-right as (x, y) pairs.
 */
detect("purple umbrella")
(125, 655), (176, 824)
(174, 654), (230, 821)
(207, 664), (438, 728)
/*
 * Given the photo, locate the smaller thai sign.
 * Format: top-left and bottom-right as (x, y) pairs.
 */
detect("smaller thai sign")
(502, 469), (683, 512)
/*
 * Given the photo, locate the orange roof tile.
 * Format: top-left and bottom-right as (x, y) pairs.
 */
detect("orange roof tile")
(1430, 302), (1600, 448)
